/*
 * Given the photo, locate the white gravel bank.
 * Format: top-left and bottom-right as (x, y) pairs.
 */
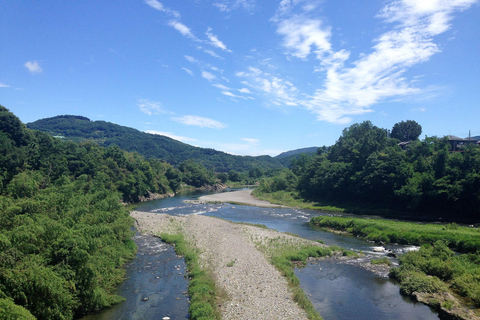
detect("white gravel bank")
(130, 211), (314, 319)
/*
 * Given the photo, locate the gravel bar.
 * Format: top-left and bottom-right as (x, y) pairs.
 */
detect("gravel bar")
(130, 211), (313, 320)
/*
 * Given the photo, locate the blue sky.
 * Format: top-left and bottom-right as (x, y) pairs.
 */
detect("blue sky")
(1, 0), (479, 156)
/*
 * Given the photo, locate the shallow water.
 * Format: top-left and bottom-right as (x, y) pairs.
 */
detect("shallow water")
(296, 260), (438, 320)
(85, 190), (439, 320)
(79, 234), (189, 320)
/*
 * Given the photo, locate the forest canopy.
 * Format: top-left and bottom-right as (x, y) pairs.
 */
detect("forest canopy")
(0, 106), (218, 319)
(257, 120), (480, 221)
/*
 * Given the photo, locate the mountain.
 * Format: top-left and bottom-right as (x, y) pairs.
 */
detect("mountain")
(274, 147), (319, 167)
(27, 115), (284, 172)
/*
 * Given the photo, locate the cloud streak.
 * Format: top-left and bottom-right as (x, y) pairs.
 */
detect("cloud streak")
(172, 115), (227, 129)
(137, 98), (169, 115)
(24, 60), (43, 74)
(270, 0), (478, 124)
(144, 0), (180, 18)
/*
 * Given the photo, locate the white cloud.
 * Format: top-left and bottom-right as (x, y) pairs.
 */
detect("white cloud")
(206, 27), (231, 52)
(202, 71), (216, 81)
(24, 60), (43, 73)
(276, 16), (331, 59)
(242, 138), (259, 145)
(168, 20), (196, 39)
(145, 130), (197, 142)
(185, 55), (198, 63)
(212, 0), (256, 12)
(271, 0), (478, 124)
(137, 98), (169, 115)
(213, 83), (230, 90)
(182, 67), (194, 76)
(235, 67), (299, 106)
(203, 49), (222, 58)
(144, 0), (180, 18)
(0, 82), (9, 88)
(172, 115), (227, 129)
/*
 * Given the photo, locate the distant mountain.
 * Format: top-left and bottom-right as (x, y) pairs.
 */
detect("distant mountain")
(27, 115), (284, 172)
(274, 147), (319, 167)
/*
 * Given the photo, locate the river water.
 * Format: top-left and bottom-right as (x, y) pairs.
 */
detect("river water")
(81, 190), (440, 320)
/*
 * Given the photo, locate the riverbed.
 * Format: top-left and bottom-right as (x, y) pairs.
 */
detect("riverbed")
(82, 190), (440, 320)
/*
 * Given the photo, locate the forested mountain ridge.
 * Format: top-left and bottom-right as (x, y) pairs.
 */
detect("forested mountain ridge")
(27, 115), (284, 172)
(0, 106), (200, 319)
(274, 147), (319, 167)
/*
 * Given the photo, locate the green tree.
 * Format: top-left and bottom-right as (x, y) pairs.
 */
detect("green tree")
(391, 120), (422, 141)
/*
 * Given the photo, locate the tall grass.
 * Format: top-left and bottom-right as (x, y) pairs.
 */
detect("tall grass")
(159, 233), (220, 320)
(252, 234), (354, 320)
(310, 216), (480, 307)
(310, 216), (480, 253)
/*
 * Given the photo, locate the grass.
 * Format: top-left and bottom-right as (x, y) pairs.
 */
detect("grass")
(309, 216), (480, 253)
(249, 233), (356, 320)
(159, 232), (221, 320)
(371, 257), (392, 266)
(252, 190), (347, 213)
(309, 215), (480, 310)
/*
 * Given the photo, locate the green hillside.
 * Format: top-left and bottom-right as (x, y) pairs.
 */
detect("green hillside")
(27, 115), (284, 172)
(274, 147), (319, 167)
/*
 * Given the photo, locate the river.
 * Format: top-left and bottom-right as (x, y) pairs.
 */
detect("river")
(81, 190), (440, 320)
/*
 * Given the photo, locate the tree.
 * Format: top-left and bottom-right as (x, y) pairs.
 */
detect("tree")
(391, 120), (422, 141)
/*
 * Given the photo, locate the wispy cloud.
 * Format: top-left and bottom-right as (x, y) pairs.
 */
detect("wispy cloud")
(144, 0), (180, 18)
(202, 71), (216, 81)
(236, 67), (299, 106)
(242, 138), (259, 145)
(270, 0), (478, 124)
(172, 115), (227, 129)
(0, 82), (10, 88)
(24, 60), (43, 74)
(137, 98), (169, 115)
(206, 27), (231, 52)
(212, 0), (256, 12)
(145, 130), (197, 142)
(182, 67), (194, 76)
(168, 20), (197, 39)
(276, 16), (331, 59)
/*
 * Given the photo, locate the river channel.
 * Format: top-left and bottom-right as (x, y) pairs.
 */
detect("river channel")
(81, 190), (440, 320)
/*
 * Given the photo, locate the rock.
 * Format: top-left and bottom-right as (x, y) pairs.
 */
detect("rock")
(143, 297), (149, 301)
(372, 246), (385, 252)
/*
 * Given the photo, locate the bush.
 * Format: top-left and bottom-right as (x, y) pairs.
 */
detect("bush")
(397, 270), (448, 295)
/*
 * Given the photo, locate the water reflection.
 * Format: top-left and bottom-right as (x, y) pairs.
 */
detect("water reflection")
(296, 260), (439, 320)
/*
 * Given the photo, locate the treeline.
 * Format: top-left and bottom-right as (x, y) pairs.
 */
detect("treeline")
(0, 105), (219, 319)
(257, 121), (480, 221)
(27, 115), (284, 172)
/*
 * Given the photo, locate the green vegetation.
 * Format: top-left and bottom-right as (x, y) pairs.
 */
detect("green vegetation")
(0, 105), (211, 318)
(391, 241), (480, 306)
(310, 215), (480, 307)
(159, 233), (220, 320)
(27, 115), (284, 173)
(309, 216), (480, 253)
(255, 120), (480, 221)
(253, 235), (354, 320)
(371, 257), (392, 266)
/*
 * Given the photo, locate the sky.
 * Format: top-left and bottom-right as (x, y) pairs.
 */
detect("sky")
(1, 0), (479, 156)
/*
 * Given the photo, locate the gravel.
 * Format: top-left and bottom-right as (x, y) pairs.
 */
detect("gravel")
(130, 211), (311, 320)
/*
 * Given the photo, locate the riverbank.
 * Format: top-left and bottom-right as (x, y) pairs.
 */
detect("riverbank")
(193, 189), (288, 208)
(130, 211), (327, 319)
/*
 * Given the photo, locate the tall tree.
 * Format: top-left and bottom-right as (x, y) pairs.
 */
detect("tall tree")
(391, 120), (422, 141)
